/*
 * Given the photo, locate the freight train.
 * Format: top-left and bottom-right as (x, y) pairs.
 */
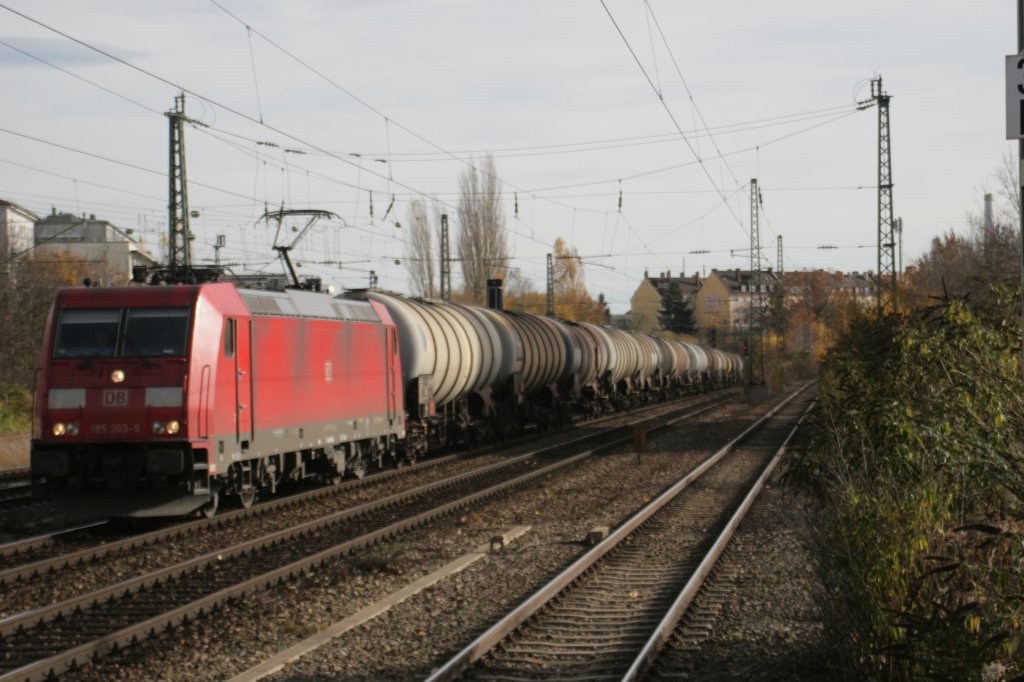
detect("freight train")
(30, 282), (742, 518)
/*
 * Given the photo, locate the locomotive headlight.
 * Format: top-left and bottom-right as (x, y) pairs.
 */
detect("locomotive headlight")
(51, 422), (78, 437)
(152, 420), (180, 435)
(111, 369), (125, 384)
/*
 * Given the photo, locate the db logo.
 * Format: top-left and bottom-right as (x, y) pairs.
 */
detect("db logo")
(102, 389), (129, 407)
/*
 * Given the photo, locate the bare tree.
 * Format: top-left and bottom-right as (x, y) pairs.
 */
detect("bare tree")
(456, 154), (509, 305)
(908, 217), (1019, 305)
(553, 237), (584, 298)
(905, 157), (1022, 306)
(995, 151), (1020, 225)
(549, 237), (606, 322)
(0, 251), (100, 389)
(405, 199), (437, 298)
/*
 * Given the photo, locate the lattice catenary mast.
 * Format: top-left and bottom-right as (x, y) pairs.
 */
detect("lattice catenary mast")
(872, 77), (896, 308)
(777, 235), (784, 276)
(439, 214), (451, 302)
(546, 253), (555, 317)
(166, 94), (192, 279)
(747, 178), (766, 386)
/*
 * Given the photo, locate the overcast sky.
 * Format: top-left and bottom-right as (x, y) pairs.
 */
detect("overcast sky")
(0, 0), (1016, 312)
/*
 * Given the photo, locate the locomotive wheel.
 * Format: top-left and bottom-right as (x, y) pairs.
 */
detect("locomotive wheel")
(238, 486), (257, 510)
(200, 489), (219, 519)
(348, 444), (368, 479)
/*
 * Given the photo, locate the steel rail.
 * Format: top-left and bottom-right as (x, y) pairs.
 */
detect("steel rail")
(0, 521), (108, 560)
(0, 484), (35, 505)
(622, 393), (817, 681)
(0, 393), (735, 682)
(424, 381), (814, 682)
(0, 451), (464, 580)
(0, 389), (735, 575)
(0, 469), (29, 483)
(1, 392), (729, 634)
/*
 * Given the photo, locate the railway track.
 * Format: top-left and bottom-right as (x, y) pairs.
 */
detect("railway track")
(0, 391), (737, 681)
(0, 470), (35, 506)
(0, 469), (29, 484)
(0, 451), (462, 587)
(425, 382), (815, 682)
(0, 391), (736, 594)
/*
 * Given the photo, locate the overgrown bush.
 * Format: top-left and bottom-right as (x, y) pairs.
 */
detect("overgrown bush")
(787, 292), (1024, 680)
(0, 384), (32, 434)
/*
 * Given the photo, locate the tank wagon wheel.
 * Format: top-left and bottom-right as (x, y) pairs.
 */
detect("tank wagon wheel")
(399, 443), (419, 468)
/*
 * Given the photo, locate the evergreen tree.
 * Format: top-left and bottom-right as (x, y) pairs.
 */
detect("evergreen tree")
(659, 280), (696, 334)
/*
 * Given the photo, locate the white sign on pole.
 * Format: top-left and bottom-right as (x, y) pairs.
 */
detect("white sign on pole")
(1006, 55), (1024, 139)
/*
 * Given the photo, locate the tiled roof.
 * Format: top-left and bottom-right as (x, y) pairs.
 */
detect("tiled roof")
(645, 272), (702, 297)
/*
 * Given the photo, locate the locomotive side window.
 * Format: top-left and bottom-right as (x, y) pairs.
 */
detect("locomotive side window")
(54, 309), (120, 358)
(123, 307), (190, 357)
(224, 318), (236, 357)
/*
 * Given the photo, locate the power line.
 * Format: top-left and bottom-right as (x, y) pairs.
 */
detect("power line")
(295, 105), (863, 161)
(599, 0), (747, 236)
(0, 37), (162, 116)
(0, 36), (422, 233)
(0, 125), (263, 203)
(0, 3), (451, 212)
(203, 0), (611, 223)
(524, 109), (861, 194)
(0, 157), (165, 203)
(0, 6), (573, 265)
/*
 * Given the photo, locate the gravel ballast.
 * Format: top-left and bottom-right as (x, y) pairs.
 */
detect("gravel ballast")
(53, 391), (830, 681)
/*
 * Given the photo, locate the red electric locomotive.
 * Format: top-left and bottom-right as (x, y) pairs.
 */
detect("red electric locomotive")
(31, 283), (405, 517)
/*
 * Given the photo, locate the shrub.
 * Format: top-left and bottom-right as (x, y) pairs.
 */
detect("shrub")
(0, 384), (32, 434)
(787, 293), (1024, 680)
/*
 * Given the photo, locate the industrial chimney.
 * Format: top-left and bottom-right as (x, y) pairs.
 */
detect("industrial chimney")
(486, 278), (504, 311)
(984, 193), (994, 230)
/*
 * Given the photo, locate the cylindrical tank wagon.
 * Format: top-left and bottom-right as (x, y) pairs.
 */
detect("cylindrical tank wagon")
(358, 289), (744, 453)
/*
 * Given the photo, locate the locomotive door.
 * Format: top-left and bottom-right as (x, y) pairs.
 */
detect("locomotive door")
(231, 317), (253, 445)
(386, 328), (398, 426)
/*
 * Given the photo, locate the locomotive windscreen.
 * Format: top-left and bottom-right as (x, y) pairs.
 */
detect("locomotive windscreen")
(123, 307), (189, 357)
(53, 307), (190, 358)
(53, 308), (120, 358)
